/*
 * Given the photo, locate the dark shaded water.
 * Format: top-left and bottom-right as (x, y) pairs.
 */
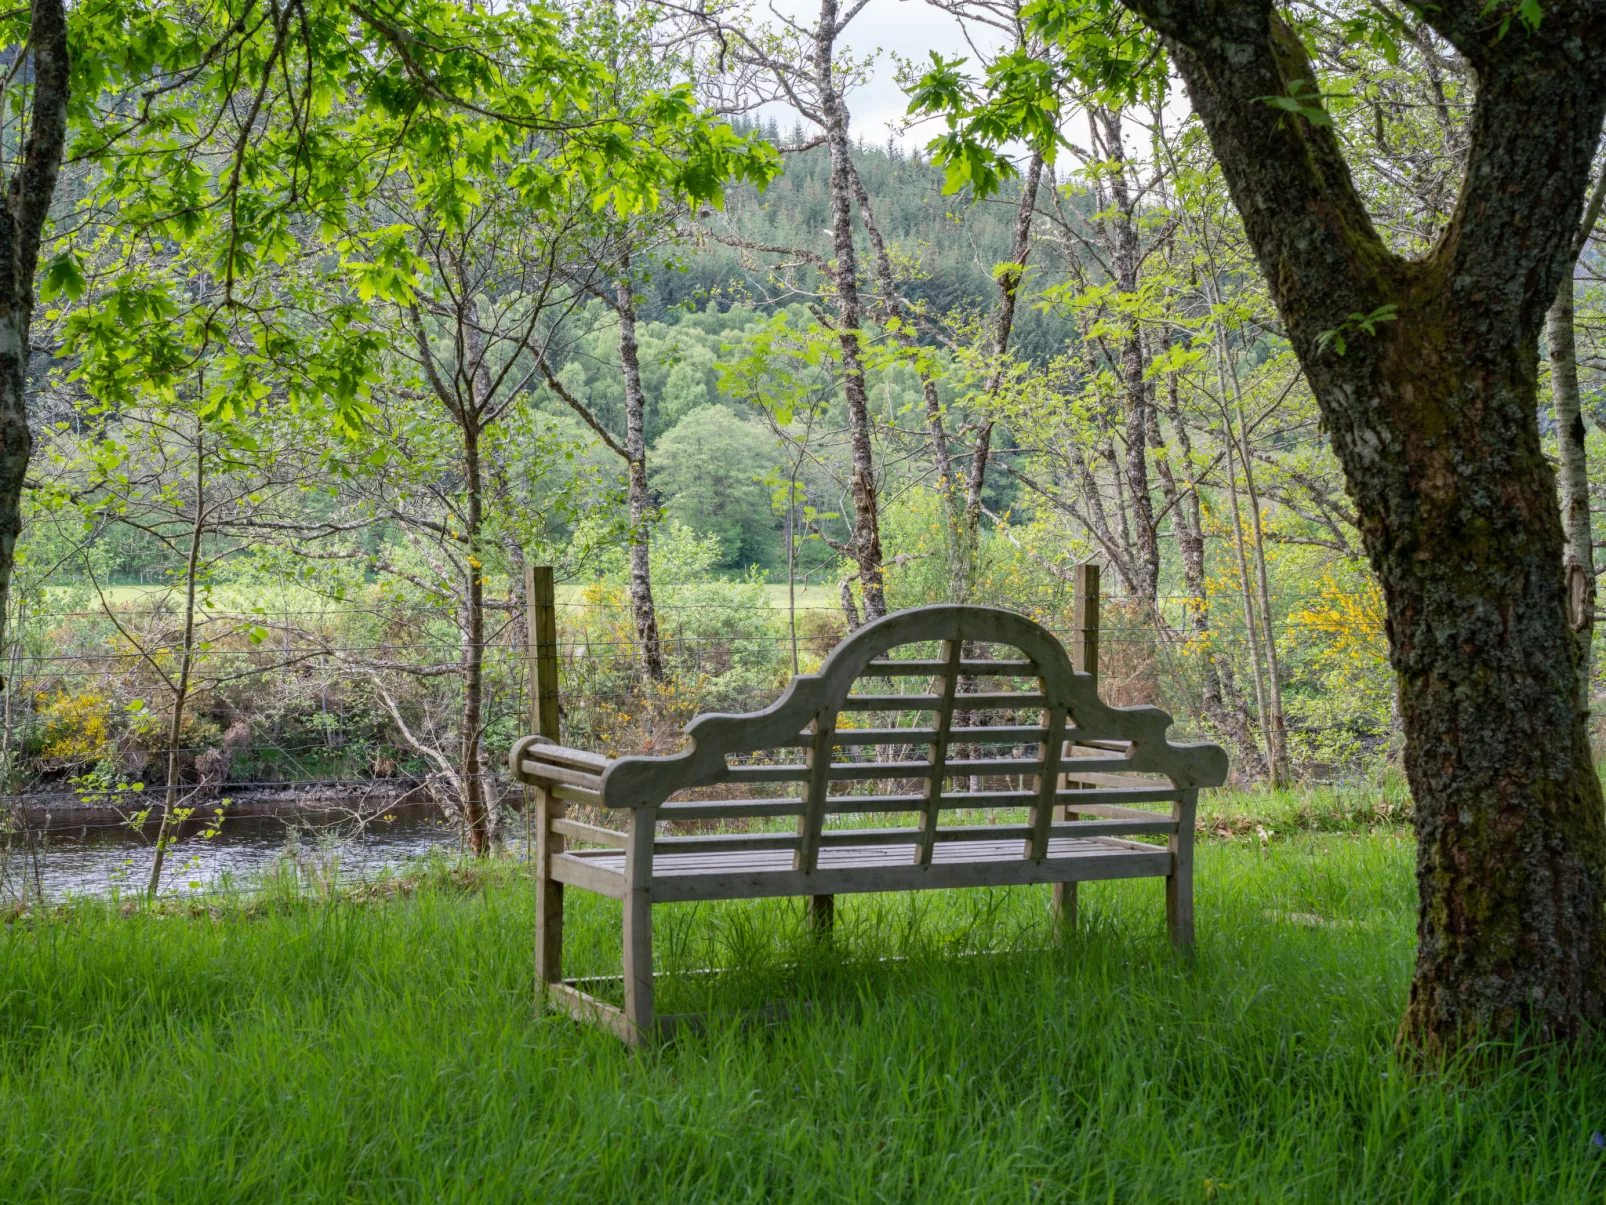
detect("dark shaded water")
(0, 801), (510, 901)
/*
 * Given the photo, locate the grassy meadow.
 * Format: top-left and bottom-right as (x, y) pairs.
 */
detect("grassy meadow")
(5, 816), (1606, 1204)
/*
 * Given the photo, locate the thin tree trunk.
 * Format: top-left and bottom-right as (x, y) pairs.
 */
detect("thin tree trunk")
(954, 154), (1045, 604)
(815, 0), (885, 620)
(1157, 356), (1267, 777)
(459, 422), (492, 856)
(148, 428), (206, 898)
(616, 271), (666, 682)
(1547, 164), (1606, 711)
(1550, 279), (1594, 711)
(1221, 409), (1274, 785)
(1100, 109), (1160, 606)
(1234, 402), (1291, 785)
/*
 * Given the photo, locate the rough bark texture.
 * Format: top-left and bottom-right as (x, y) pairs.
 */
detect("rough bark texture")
(615, 276), (666, 683)
(815, 0), (886, 620)
(0, 0), (69, 672)
(1119, 0), (1606, 1050)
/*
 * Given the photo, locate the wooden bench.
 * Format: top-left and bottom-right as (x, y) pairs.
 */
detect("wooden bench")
(508, 603), (1228, 1046)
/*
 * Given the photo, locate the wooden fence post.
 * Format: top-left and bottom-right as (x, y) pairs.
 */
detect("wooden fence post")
(526, 565), (565, 990)
(1053, 562), (1100, 934)
(1072, 561), (1100, 687)
(526, 564), (561, 740)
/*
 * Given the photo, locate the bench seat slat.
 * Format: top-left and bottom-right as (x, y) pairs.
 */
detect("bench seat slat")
(566, 839), (1173, 903)
(654, 833), (801, 854)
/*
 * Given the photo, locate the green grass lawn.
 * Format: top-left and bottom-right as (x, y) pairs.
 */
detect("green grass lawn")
(4, 833), (1605, 1203)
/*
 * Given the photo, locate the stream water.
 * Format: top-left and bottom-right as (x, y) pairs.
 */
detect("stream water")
(0, 800), (518, 901)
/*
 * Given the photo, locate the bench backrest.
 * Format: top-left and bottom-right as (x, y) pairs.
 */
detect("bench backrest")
(517, 604), (1228, 872)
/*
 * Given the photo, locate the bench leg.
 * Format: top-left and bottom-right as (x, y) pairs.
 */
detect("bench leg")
(534, 786), (563, 995)
(1166, 869), (1193, 952)
(1051, 802), (1076, 939)
(1051, 880), (1076, 936)
(808, 893), (834, 936)
(1168, 789), (1197, 954)
(622, 884), (654, 1047)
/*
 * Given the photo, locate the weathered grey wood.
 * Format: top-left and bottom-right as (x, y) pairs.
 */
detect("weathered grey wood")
(534, 782), (564, 986)
(1073, 563), (1099, 688)
(809, 892), (834, 935)
(551, 818), (628, 849)
(641, 845), (1174, 903)
(549, 783), (604, 809)
(1168, 788), (1198, 952)
(601, 605), (1226, 808)
(549, 851), (627, 899)
(915, 638), (963, 865)
(796, 705), (840, 874)
(526, 565), (562, 740)
(622, 809), (655, 1047)
(523, 761), (605, 791)
(655, 833), (802, 854)
(511, 602), (1226, 1045)
(519, 743), (608, 773)
(547, 982), (637, 1044)
(1055, 769), (1165, 789)
(1027, 697), (1068, 862)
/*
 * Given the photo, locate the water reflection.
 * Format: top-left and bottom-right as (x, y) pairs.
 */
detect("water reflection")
(0, 802), (504, 901)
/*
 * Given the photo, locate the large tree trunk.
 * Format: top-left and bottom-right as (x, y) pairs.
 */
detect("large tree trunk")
(0, 0), (69, 670)
(615, 272), (666, 683)
(1122, 0), (1606, 1051)
(815, 0), (886, 620)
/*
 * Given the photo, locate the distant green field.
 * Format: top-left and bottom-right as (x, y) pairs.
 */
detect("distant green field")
(44, 580), (841, 615)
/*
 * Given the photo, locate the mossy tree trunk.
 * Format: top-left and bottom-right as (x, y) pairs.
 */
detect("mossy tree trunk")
(1119, 0), (1606, 1051)
(0, 0), (68, 670)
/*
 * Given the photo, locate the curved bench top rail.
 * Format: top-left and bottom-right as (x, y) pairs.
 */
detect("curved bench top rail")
(600, 604), (1228, 810)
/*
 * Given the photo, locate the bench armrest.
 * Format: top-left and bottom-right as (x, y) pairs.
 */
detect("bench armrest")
(509, 735), (609, 804)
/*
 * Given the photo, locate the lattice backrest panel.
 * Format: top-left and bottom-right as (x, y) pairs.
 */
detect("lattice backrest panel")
(600, 605), (1226, 866)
